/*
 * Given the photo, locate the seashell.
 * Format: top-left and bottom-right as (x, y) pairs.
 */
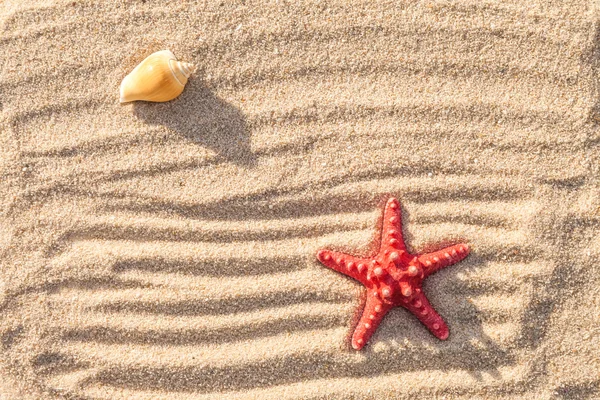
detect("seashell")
(119, 50), (196, 103)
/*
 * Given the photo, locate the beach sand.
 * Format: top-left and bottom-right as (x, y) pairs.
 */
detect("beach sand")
(1, 0), (599, 398)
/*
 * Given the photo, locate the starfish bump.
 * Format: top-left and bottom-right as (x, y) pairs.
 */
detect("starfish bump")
(317, 197), (470, 350)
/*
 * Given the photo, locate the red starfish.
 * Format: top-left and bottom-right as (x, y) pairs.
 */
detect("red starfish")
(317, 197), (470, 350)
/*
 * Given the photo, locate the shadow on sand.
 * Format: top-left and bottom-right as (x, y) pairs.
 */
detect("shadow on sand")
(132, 79), (256, 167)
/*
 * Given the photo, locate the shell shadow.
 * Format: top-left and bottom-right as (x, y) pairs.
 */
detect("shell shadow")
(132, 80), (256, 167)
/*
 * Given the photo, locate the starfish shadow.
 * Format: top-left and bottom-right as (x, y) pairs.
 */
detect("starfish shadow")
(131, 79), (256, 167)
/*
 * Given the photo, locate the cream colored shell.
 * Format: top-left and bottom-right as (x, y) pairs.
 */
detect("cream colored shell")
(119, 50), (196, 103)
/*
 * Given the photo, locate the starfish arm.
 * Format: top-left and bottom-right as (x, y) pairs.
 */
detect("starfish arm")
(418, 243), (470, 278)
(404, 291), (449, 340)
(380, 197), (407, 252)
(351, 291), (391, 350)
(317, 250), (372, 286)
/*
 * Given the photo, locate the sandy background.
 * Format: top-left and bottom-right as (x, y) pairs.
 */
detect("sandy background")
(1, 0), (599, 399)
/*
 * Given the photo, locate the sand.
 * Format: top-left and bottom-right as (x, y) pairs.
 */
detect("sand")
(1, 0), (599, 398)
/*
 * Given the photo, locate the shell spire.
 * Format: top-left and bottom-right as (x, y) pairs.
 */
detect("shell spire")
(119, 50), (196, 103)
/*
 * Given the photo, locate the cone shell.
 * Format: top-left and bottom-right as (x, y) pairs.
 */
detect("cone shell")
(119, 50), (196, 103)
